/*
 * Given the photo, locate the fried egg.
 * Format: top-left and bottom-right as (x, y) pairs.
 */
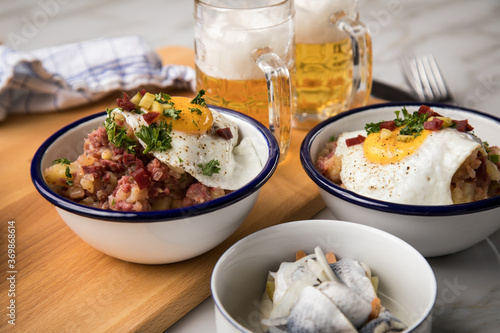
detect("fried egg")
(113, 97), (263, 190)
(335, 128), (482, 205)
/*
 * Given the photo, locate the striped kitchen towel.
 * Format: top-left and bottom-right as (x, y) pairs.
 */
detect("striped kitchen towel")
(0, 36), (196, 121)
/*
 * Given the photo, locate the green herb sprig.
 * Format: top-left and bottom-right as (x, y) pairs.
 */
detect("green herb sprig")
(136, 121), (173, 154)
(191, 90), (207, 106)
(104, 109), (137, 153)
(198, 159), (220, 176)
(163, 108), (182, 120)
(364, 106), (429, 137)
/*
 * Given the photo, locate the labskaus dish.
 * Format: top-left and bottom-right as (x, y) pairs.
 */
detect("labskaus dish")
(43, 90), (262, 212)
(31, 91), (279, 264)
(315, 104), (500, 205)
(300, 103), (500, 257)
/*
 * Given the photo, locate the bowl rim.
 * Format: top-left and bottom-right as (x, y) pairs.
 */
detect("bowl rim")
(211, 219), (437, 333)
(300, 102), (500, 216)
(31, 105), (280, 222)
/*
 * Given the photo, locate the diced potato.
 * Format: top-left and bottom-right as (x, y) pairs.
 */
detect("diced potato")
(43, 163), (76, 186)
(130, 91), (143, 105)
(436, 116), (453, 127)
(151, 101), (163, 112)
(396, 134), (414, 143)
(101, 149), (112, 160)
(77, 154), (95, 166)
(138, 92), (155, 109)
(485, 159), (500, 181)
(80, 174), (95, 193)
(380, 128), (392, 140)
(161, 103), (173, 110)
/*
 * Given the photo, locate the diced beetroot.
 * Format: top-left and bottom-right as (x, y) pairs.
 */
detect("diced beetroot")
(143, 112), (160, 125)
(453, 119), (474, 132)
(424, 117), (444, 130)
(346, 135), (366, 147)
(379, 120), (396, 131)
(116, 92), (136, 112)
(418, 105), (441, 118)
(216, 127), (233, 140)
(131, 168), (151, 189)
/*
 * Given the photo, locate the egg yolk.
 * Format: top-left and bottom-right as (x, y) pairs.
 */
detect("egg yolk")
(364, 128), (431, 164)
(159, 96), (213, 133)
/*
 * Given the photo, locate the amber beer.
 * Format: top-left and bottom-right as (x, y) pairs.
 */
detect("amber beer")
(295, 39), (354, 127)
(194, 0), (295, 160)
(294, 0), (372, 129)
(195, 67), (270, 127)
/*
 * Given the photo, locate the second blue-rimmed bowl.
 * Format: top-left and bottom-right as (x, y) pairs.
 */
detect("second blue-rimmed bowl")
(300, 102), (500, 257)
(31, 105), (279, 264)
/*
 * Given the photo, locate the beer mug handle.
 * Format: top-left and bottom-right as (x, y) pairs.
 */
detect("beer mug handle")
(253, 49), (292, 161)
(335, 16), (373, 108)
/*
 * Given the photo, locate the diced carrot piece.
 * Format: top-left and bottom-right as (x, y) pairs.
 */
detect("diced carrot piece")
(295, 250), (307, 261)
(325, 252), (337, 264)
(369, 297), (381, 320)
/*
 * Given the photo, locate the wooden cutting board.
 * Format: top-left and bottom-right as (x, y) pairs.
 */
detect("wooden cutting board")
(0, 46), (344, 332)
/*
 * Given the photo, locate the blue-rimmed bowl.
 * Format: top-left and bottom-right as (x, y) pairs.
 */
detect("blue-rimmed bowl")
(31, 106), (279, 264)
(300, 102), (500, 257)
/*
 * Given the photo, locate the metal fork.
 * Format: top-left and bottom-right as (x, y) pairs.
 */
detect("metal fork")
(399, 54), (455, 104)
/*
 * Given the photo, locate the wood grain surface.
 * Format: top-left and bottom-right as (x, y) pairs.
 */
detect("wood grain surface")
(0, 46), (335, 332)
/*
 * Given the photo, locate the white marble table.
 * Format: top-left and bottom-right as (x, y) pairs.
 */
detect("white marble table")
(2, 0), (499, 332)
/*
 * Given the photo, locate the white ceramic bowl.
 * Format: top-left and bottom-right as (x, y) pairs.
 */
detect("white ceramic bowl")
(31, 106), (279, 264)
(212, 219), (436, 333)
(300, 102), (500, 257)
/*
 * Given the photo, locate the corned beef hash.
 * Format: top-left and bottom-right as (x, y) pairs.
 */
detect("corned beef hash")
(43, 90), (262, 212)
(316, 105), (500, 205)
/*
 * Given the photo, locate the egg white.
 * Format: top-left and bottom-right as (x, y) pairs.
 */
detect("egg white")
(335, 128), (482, 205)
(114, 108), (263, 190)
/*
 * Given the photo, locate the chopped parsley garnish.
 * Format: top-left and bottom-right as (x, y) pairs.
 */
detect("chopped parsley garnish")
(104, 109), (137, 153)
(328, 135), (336, 142)
(198, 159), (221, 176)
(154, 93), (173, 104)
(52, 157), (71, 165)
(64, 166), (73, 186)
(178, 157), (183, 163)
(190, 107), (202, 115)
(136, 121), (172, 154)
(489, 154), (500, 163)
(163, 108), (182, 120)
(191, 89), (207, 106)
(365, 106), (428, 137)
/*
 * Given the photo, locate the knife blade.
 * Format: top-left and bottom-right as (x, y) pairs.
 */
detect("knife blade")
(371, 80), (419, 102)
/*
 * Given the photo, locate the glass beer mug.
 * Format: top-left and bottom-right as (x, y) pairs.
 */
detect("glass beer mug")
(194, 0), (294, 161)
(294, 0), (372, 129)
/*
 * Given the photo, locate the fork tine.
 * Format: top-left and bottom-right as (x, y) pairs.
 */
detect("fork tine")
(415, 56), (434, 100)
(420, 56), (440, 99)
(400, 54), (454, 103)
(400, 56), (426, 101)
(427, 55), (450, 99)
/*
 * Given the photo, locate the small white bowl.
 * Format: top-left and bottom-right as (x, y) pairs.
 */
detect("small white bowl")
(31, 106), (279, 264)
(300, 102), (500, 257)
(211, 220), (436, 333)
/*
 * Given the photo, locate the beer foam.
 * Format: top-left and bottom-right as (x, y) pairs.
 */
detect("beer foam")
(195, 15), (294, 80)
(295, 0), (357, 44)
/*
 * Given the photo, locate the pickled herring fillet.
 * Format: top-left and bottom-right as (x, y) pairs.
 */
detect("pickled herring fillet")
(286, 286), (357, 333)
(359, 310), (407, 333)
(317, 281), (372, 328)
(330, 259), (377, 304)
